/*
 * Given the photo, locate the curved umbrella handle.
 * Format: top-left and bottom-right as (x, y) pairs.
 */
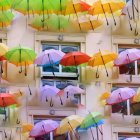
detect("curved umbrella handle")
(50, 98), (53, 107)
(16, 118), (20, 124)
(59, 96), (63, 105)
(4, 130), (7, 138)
(19, 65), (22, 73)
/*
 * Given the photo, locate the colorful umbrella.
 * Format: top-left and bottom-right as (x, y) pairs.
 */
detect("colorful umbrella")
(88, 0), (125, 25)
(60, 51), (91, 77)
(80, 112), (103, 140)
(56, 115), (84, 139)
(29, 14), (71, 31)
(12, 0), (69, 15)
(39, 85), (61, 107)
(132, 87), (140, 102)
(106, 87), (136, 105)
(0, 43), (8, 57)
(99, 92), (111, 101)
(22, 122), (33, 133)
(0, 0), (12, 11)
(4, 46), (37, 76)
(57, 85), (85, 98)
(88, 50), (118, 77)
(112, 104), (123, 113)
(29, 120), (59, 138)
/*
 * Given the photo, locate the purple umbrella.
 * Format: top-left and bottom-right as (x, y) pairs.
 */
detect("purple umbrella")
(64, 85), (85, 98)
(34, 49), (65, 76)
(29, 120), (59, 138)
(39, 85), (60, 107)
(106, 87), (136, 105)
(125, 138), (140, 140)
(114, 49), (140, 66)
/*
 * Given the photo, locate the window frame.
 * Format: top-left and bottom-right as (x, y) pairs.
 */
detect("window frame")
(40, 42), (81, 78)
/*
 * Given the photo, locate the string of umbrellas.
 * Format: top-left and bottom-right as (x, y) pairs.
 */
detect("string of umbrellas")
(1, 0), (140, 34)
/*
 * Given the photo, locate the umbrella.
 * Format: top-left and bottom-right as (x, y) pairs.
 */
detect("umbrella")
(34, 49), (65, 76)
(55, 115), (84, 140)
(125, 138), (140, 140)
(4, 46), (37, 76)
(80, 112), (103, 140)
(29, 120), (59, 138)
(29, 14), (71, 31)
(60, 51), (91, 77)
(112, 104), (123, 113)
(22, 122), (33, 133)
(57, 85), (85, 98)
(0, 0), (12, 11)
(12, 0), (69, 15)
(99, 92), (111, 101)
(132, 87), (140, 102)
(88, 50), (118, 77)
(106, 87), (136, 105)
(39, 85), (61, 107)
(88, 0), (125, 25)
(0, 11), (14, 27)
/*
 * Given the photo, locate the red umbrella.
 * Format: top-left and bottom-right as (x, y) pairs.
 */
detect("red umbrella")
(112, 104), (123, 113)
(0, 56), (6, 61)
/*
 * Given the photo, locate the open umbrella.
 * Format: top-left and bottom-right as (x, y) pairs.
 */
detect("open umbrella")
(57, 85), (85, 98)
(60, 51), (91, 77)
(80, 112), (103, 140)
(39, 85), (61, 107)
(0, 11), (14, 27)
(29, 120), (59, 138)
(131, 87), (140, 102)
(106, 87), (136, 105)
(99, 92), (111, 101)
(0, 0), (12, 11)
(88, 50), (118, 78)
(4, 46), (37, 76)
(22, 122), (33, 133)
(55, 115), (84, 140)
(88, 0), (125, 25)
(34, 49), (65, 76)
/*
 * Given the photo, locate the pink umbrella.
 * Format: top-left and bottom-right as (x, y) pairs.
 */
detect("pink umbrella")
(125, 138), (140, 140)
(106, 87), (136, 105)
(34, 49), (65, 76)
(57, 85), (85, 98)
(29, 120), (59, 138)
(114, 49), (140, 66)
(39, 85), (61, 107)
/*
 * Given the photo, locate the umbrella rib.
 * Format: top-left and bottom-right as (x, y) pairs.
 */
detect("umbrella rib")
(108, 3), (116, 25)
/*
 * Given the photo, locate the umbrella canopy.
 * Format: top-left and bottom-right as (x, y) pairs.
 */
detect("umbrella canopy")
(76, 120), (104, 130)
(99, 92), (111, 101)
(34, 49), (65, 67)
(106, 87), (136, 105)
(10, 60), (34, 66)
(88, 0), (125, 25)
(0, 93), (17, 107)
(0, 43), (8, 56)
(80, 112), (103, 129)
(56, 115), (84, 135)
(39, 85), (60, 107)
(29, 120), (59, 138)
(114, 49), (140, 66)
(132, 87), (140, 102)
(12, 0), (69, 15)
(112, 104), (123, 113)
(0, 11), (14, 27)
(57, 85), (85, 98)
(0, 0), (12, 11)
(88, 50), (118, 77)
(60, 51), (91, 66)
(22, 122), (33, 133)
(29, 14), (70, 31)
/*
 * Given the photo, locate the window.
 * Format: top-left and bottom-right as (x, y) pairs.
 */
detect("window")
(111, 85), (140, 115)
(41, 43), (80, 77)
(118, 45), (140, 75)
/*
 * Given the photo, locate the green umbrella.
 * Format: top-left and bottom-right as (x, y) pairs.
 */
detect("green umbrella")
(4, 46), (37, 76)
(29, 14), (70, 31)
(80, 112), (103, 140)
(0, 11), (14, 27)
(0, 0), (12, 11)
(12, 0), (68, 15)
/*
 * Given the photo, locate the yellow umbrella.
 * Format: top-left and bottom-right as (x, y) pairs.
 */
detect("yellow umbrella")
(10, 60), (34, 66)
(132, 87), (140, 102)
(22, 122), (33, 133)
(99, 92), (111, 101)
(88, 50), (118, 77)
(0, 43), (8, 56)
(56, 115), (84, 138)
(88, 0), (125, 25)
(13, 90), (25, 98)
(95, 61), (114, 69)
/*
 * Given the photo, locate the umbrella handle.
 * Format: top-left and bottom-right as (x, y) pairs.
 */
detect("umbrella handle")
(4, 130), (7, 138)
(46, 96), (48, 102)
(59, 96), (63, 105)
(28, 85), (32, 95)
(19, 66), (22, 73)
(24, 62), (27, 76)
(96, 66), (99, 78)
(101, 4), (109, 26)
(67, 92), (69, 98)
(50, 98), (53, 107)
(16, 118), (20, 124)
